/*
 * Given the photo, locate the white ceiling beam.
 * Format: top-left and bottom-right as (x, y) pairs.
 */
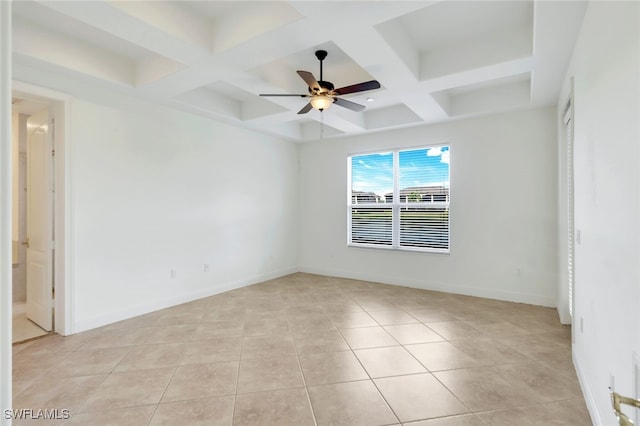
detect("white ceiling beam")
(36, 0), (210, 64)
(419, 57), (536, 93)
(13, 17), (135, 86)
(530, 0), (588, 105)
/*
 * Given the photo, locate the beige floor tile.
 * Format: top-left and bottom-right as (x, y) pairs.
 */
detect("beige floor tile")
(12, 347), (72, 395)
(493, 333), (568, 356)
(405, 342), (479, 371)
(47, 347), (130, 377)
(161, 361), (238, 402)
(321, 302), (364, 314)
(150, 395), (234, 426)
(526, 347), (576, 377)
(405, 414), (486, 425)
(12, 339), (36, 356)
(354, 299), (399, 311)
(354, 346), (426, 378)
(151, 311), (204, 326)
(13, 351), (70, 373)
(180, 337), (242, 365)
(233, 388), (315, 426)
(101, 312), (162, 330)
(492, 361), (582, 402)
(243, 318), (290, 336)
(288, 314), (336, 333)
(466, 320), (531, 337)
(423, 322), (480, 340)
(308, 380), (398, 426)
(434, 367), (544, 412)
(286, 304), (326, 316)
(340, 327), (399, 349)
(237, 356), (304, 394)
(18, 333), (91, 355)
(292, 329), (350, 354)
(13, 364), (54, 396)
(78, 367), (174, 412)
(299, 350), (369, 385)
(448, 337), (529, 366)
(477, 398), (592, 425)
(406, 309), (458, 323)
(240, 334), (296, 359)
(13, 374), (107, 413)
(64, 405), (156, 426)
(374, 373), (469, 422)
(200, 307), (246, 322)
(368, 310), (419, 325)
(114, 343), (185, 372)
(383, 324), (445, 344)
(192, 321), (244, 340)
(137, 324), (199, 345)
(74, 328), (147, 351)
(450, 309), (503, 323)
(10, 273), (586, 426)
(330, 312), (379, 328)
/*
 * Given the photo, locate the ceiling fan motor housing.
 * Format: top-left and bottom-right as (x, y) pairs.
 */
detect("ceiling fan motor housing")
(308, 80), (335, 95)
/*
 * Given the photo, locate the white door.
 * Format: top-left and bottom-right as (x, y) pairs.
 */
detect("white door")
(26, 108), (53, 331)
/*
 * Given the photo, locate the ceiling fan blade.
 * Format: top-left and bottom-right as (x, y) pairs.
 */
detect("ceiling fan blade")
(334, 97), (365, 112)
(297, 70), (321, 92)
(260, 94), (307, 97)
(297, 103), (313, 114)
(334, 80), (381, 96)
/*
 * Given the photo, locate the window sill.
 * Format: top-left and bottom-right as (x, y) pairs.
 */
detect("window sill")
(347, 243), (450, 255)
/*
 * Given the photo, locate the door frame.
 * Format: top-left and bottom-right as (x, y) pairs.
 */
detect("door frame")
(13, 80), (72, 336)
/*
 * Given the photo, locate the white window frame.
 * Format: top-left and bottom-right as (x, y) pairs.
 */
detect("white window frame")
(347, 146), (450, 254)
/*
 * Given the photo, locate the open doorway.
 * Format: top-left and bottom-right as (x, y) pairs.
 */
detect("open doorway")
(11, 96), (53, 342)
(11, 83), (70, 341)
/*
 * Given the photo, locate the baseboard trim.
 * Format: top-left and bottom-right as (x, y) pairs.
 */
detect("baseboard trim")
(72, 267), (298, 334)
(573, 350), (602, 425)
(298, 266), (556, 307)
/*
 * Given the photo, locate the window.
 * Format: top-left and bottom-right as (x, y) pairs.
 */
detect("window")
(348, 146), (450, 253)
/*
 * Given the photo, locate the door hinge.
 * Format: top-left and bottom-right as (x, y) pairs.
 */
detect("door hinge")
(52, 149), (55, 157)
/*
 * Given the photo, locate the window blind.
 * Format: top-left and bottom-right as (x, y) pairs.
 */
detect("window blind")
(348, 146), (450, 253)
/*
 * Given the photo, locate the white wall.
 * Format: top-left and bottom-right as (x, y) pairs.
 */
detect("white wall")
(299, 107), (558, 307)
(558, 1), (640, 424)
(69, 98), (299, 332)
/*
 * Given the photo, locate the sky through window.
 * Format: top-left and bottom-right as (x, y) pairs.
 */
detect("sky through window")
(351, 146), (449, 198)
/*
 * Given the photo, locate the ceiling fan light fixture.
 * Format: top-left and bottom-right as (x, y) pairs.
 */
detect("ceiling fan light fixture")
(310, 95), (333, 111)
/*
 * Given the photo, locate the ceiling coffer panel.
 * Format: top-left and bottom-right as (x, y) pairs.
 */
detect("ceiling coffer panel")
(11, 0), (588, 141)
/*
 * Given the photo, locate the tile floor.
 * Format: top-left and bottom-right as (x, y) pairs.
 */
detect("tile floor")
(11, 273), (592, 425)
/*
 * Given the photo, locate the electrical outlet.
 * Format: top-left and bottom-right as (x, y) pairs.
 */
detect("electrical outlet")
(204, 264), (210, 272)
(170, 269), (176, 279)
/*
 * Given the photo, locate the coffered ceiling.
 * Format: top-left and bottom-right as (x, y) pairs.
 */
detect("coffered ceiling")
(12, 1), (588, 141)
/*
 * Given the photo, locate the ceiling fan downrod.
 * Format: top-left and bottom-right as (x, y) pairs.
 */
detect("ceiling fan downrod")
(315, 50), (327, 84)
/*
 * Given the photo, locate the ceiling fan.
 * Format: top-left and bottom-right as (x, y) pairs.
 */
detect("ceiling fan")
(260, 50), (381, 114)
